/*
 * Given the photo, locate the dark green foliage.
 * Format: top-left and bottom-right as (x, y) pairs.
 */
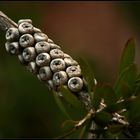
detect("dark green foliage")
(114, 63), (138, 98)
(54, 38), (140, 138)
(92, 84), (117, 109)
(77, 57), (96, 101)
(119, 38), (136, 74)
(53, 86), (86, 120)
(128, 95), (140, 122)
(94, 111), (112, 126)
(91, 38), (140, 138)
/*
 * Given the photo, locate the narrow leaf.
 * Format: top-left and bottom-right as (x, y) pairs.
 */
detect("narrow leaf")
(77, 57), (96, 100)
(52, 91), (72, 120)
(92, 84), (117, 109)
(60, 86), (86, 111)
(105, 100), (125, 113)
(134, 72), (140, 96)
(94, 111), (112, 126)
(119, 38), (136, 74)
(114, 64), (137, 98)
(120, 82), (133, 99)
(128, 95), (140, 122)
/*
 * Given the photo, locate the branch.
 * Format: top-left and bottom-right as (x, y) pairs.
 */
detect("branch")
(0, 11), (17, 31)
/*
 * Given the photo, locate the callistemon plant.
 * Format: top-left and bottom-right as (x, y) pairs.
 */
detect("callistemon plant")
(0, 11), (140, 139)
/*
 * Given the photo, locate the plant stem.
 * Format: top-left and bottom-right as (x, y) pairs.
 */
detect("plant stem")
(0, 11), (17, 31)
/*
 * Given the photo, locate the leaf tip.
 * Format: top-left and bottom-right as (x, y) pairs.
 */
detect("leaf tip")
(125, 37), (136, 47)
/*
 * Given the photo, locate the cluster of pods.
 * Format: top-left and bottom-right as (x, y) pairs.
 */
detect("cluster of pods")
(5, 19), (90, 100)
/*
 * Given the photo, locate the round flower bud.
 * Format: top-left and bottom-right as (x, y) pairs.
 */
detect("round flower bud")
(5, 42), (20, 55)
(19, 34), (34, 48)
(50, 58), (66, 72)
(48, 38), (54, 43)
(18, 19), (32, 25)
(66, 65), (81, 78)
(53, 71), (68, 86)
(34, 32), (48, 42)
(5, 27), (19, 42)
(22, 47), (36, 61)
(64, 57), (78, 66)
(68, 77), (83, 92)
(50, 49), (64, 59)
(35, 41), (50, 54)
(33, 27), (42, 33)
(36, 53), (51, 67)
(49, 43), (61, 50)
(38, 66), (52, 81)
(18, 22), (34, 34)
(26, 61), (38, 74)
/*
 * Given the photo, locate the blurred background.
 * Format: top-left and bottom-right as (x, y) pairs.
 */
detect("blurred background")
(0, 1), (140, 138)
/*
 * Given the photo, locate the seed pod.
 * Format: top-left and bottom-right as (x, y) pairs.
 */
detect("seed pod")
(68, 77), (83, 92)
(5, 27), (19, 42)
(18, 19), (32, 25)
(22, 47), (36, 61)
(64, 57), (78, 66)
(5, 42), (20, 55)
(53, 71), (68, 86)
(34, 32), (48, 42)
(38, 66), (52, 81)
(36, 53), (51, 67)
(18, 54), (27, 65)
(64, 53), (71, 58)
(50, 49), (64, 59)
(33, 27), (42, 33)
(18, 22), (34, 34)
(50, 58), (66, 72)
(35, 41), (50, 54)
(48, 38), (54, 43)
(26, 61), (38, 74)
(19, 34), (34, 48)
(66, 65), (81, 78)
(46, 80), (55, 91)
(49, 43), (61, 50)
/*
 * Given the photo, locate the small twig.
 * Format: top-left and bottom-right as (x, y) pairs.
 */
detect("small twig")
(0, 11), (18, 31)
(96, 98), (106, 113)
(75, 109), (95, 128)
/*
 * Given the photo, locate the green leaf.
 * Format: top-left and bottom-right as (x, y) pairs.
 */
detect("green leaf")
(114, 64), (137, 98)
(105, 100), (125, 113)
(120, 83), (133, 99)
(92, 84), (117, 109)
(119, 38), (136, 74)
(77, 57), (96, 100)
(53, 85), (88, 121)
(128, 95), (140, 122)
(52, 91), (72, 120)
(94, 111), (112, 126)
(134, 72), (140, 96)
(60, 86), (86, 111)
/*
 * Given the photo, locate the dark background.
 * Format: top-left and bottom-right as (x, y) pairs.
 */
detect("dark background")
(0, 1), (140, 138)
